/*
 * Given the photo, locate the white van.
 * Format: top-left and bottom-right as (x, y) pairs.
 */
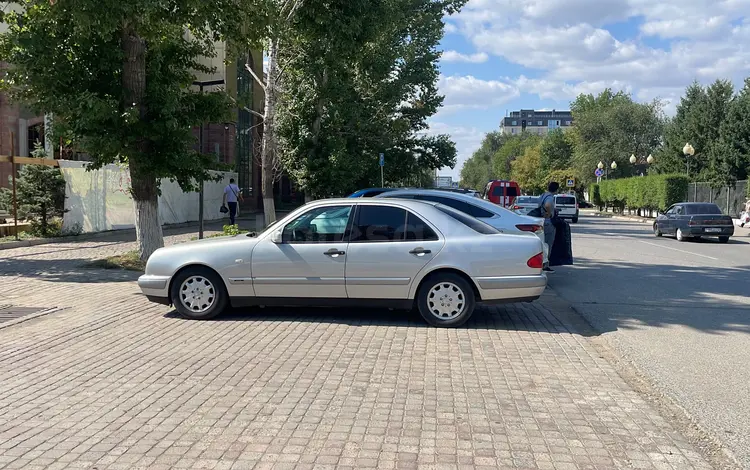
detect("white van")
(555, 193), (579, 223)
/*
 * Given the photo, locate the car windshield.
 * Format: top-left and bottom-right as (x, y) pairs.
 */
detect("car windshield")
(685, 204), (722, 215)
(556, 196), (576, 205)
(516, 196), (538, 204)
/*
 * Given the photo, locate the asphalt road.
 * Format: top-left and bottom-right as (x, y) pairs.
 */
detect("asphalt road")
(548, 213), (750, 467)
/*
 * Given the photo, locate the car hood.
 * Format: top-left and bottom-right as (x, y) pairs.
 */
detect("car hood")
(152, 234), (261, 257)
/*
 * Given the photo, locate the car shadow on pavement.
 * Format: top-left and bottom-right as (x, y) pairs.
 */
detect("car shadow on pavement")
(0, 258), (140, 283)
(549, 258), (750, 335)
(163, 294), (596, 336)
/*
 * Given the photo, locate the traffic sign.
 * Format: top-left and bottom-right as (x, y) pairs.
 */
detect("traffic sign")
(566, 178), (575, 187)
(594, 168), (604, 177)
(379, 153), (384, 167)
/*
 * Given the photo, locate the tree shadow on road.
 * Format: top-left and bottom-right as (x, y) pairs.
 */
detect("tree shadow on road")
(549, 257), (750, 335)
(0, 257), (139, 283)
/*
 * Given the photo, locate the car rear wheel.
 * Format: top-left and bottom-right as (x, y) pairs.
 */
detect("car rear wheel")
(171, 267), (228, 320)
(417, 273), (476, 328)
(719, 236), (730, 243)
(653, 223), (662, 237)
(676, 228), (688, 242)
(572, 217), (578, 223)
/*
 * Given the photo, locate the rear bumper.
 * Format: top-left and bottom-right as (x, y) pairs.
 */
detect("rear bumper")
(685, 226), (734, 236)
(474, 274), (547, 301)
(557, 211), (579, 219)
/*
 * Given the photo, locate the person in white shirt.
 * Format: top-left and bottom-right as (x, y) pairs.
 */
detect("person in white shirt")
(222, 178), (243, 225)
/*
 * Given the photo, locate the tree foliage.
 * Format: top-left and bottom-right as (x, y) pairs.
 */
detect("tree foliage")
(459, 131), (506, 190)
(510, 143), (545, 195)
(540, 128), (574, 171)
(276, 0), (464, 197)
(0, 0), (268, 258)
(14, 142), (66, 237)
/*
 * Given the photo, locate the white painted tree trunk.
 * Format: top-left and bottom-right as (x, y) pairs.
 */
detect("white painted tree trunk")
(261, 39), (280, 227)
(133, 193), (164, 259)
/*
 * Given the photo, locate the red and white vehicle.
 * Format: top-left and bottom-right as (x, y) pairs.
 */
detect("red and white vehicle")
(484, 180), (521, 209)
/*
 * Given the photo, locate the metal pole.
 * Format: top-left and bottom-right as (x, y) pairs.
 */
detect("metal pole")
(198, 84), (205, 240)
(380, 165), (384, 187)
(10, 132), (18, 241)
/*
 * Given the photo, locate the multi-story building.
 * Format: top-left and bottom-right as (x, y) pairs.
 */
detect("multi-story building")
(500, 109), (574, 136)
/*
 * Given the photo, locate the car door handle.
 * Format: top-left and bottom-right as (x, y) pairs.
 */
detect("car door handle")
(324, 248), (345, 257)
(409, 247), (431, 256)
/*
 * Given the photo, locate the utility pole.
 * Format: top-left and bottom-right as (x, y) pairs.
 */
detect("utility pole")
(379, 153), (384, 187)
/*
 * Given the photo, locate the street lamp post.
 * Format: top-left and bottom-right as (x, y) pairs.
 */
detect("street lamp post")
(683, 143), (695, 178)
(596, 160), (617, 179)
(192, 78), (226, 239)
(629, 153), (654, 176)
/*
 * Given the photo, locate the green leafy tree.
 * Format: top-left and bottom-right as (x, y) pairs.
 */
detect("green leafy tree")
(570, 89), (664, 184)
(15, 142), (66, 237)
(714, 78), (750, 186)
(276, 0), (464, 198)
(491, 133), (541, 180)
(460, 131), (506, 190)
(510, 143), (545, 194)
(540, 128), (574, 171)
(1, 0), (268, 259)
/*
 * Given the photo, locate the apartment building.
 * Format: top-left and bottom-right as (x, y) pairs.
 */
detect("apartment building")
(500, 109), (574, 136)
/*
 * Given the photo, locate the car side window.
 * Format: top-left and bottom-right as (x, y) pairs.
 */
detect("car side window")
(351, 205), (407, 242)
(675, 206), (683, 215)
(282, 205), (353, 243)
(404, 212), (439, 241)
(414, 195), (494, 218)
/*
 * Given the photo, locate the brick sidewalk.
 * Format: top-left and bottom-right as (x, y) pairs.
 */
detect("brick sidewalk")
(0, 238), (714, 469)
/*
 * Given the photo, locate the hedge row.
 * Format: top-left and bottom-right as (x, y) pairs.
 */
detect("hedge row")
(588, 174), (688, 212)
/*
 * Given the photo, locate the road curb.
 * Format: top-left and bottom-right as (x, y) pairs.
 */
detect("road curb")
(549, 286), (743, 470)
(583, 210), (654, 224)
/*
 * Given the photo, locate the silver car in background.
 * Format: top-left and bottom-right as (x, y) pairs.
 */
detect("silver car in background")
(376, 189), (549, 265)
(139, 199), (547, 327)
(512, 196), (540, 216)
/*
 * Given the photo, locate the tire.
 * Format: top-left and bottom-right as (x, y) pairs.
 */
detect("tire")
(719, 236), (730, 243)
(572, 217), (578, 223)
(417, 273), (476, 328)
(653, 223), (662, 237)
(676, 228), (688, 242)
(170, 267), (228, 320)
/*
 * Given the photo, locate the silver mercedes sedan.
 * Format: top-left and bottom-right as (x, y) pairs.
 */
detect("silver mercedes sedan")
(138, 198), (547, 327)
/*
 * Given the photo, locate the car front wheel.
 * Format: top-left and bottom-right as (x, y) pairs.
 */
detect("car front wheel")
(171, 267), (228, 320)
(417, 273), (476, 328)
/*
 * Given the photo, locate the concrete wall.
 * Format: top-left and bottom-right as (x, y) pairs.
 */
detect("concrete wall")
(59, 161), (237, 233)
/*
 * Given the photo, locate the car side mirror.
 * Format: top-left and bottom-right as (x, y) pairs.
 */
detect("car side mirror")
(271, 229), (283, 244)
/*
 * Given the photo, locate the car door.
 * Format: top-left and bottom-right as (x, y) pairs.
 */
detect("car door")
(251, 204), (354, 298)
(344, 204), (444, 299)
(661, 205), (676, 233)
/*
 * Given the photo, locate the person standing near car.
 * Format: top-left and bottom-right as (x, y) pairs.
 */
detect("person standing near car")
(539, 181), (559, 272)
(222, 178), (243, 226)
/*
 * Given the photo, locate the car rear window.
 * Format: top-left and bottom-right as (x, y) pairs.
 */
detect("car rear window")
(685, 204), (722, 215)
(434, 205), (500, 235)
(556, 196), (576, 205)
(517, 197), (538, 204)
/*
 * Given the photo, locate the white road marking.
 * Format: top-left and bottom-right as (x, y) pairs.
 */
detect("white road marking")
(639, 241), (719, 261)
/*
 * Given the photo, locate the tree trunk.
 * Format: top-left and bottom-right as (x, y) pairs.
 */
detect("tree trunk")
(261, 39), (280, 227)
(121, 26), (163, 260)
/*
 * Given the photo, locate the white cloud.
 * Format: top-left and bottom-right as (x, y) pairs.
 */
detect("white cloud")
(441, 51), (489, 63)
(426, 122), (486, 179)
(444, 22), (458, 34)
(438, 75), (520, 114)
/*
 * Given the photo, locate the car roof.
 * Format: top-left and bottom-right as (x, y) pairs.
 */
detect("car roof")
(374, 188), (539, 220)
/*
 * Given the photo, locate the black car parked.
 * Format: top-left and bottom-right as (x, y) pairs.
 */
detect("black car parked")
(654, 203), (734, 243)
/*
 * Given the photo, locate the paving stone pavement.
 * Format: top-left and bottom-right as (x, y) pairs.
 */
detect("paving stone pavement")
(0, 232), (714, 469)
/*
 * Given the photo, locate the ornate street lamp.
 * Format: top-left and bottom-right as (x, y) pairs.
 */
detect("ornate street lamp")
(610, 161), (618, 170)
(597, 161), (604, 170)
(683, 143), (695, 177)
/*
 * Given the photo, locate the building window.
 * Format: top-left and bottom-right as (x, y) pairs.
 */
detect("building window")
(537, 120), (543, 126)
(511, 128), (516, 134)
(566, 120), (572, 125)
(512, 120), (517, 126)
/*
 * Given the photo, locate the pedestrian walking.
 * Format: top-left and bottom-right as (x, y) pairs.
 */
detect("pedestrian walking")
(539, 181), (559, 272)
(222, 178), (243, 226)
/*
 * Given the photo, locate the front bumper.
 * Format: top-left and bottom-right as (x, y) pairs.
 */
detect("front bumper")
(474, 274), (547, 302)
(138, 274), (171, 299)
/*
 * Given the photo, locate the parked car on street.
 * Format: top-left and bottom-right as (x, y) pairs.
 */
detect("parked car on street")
(139, 199), (547, 327)
(376, 189), (549, 264)
(554, 194), (579, 223)
(512, 196), (539, 216)
(653, 202), (734, 243)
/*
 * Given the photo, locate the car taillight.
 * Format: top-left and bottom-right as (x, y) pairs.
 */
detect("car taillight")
(512, 205), (520, 210)
(516, 224), (542, 233)
(689, 219), (697, 226)
(527, 253), (544, 269)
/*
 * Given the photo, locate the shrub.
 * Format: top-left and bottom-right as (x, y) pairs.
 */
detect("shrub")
(588, 184), (602, 208)
(598, 174), (688, 212)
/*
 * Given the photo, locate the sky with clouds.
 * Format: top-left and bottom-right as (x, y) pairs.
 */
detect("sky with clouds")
(431, 0), (750, 179)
